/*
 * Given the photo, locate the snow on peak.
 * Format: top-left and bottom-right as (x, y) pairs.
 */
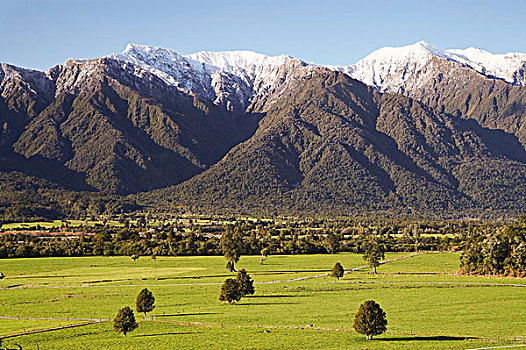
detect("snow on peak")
(331, 41), (450, 93)
(110, 43), (214, 96)
(107, 42), (526, 108)
(444, 47), (526, 84)
(109, 44), (297, 110)
(328, 41), (526, 92)
(186, 50), (295, 99)
(359, 41), (448, 63)
(186, 50), (292, 72)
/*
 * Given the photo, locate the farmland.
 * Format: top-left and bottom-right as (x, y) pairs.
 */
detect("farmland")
(0, 252), (524, 349)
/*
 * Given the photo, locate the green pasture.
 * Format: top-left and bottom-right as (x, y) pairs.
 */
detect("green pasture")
(1, 220), (67, 230)
(0, 253), (524, 349)
(1, 220), (125, 230)
(0, 322), (515, 350)
(0, 319), (74, 337)
(0, 253), (396, 287)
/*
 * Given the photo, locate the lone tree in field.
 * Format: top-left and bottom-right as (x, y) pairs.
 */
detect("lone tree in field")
(353, 300), (387, 340)
(113, 306), (139, 337)
(235, 269), (255, 296)
(331, 262), (344, 279)
(219, 278), (242, 304)
(363, 240), (385, 274)
(136, 288), (155, 317)
(221, 225), (244, 272)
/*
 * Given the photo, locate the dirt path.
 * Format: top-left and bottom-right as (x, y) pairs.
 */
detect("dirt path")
(0, 316), (109, 322)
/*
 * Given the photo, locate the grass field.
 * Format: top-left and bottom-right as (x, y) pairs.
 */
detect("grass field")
(0, 220), (126, 230)
(0, 253), (524, 349)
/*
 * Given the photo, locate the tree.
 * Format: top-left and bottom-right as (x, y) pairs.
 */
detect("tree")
(219, 278), (242, 304)
(221, 225), (244, 272)
(324, 232), (339, 254)
(363, 240), (385, 274)
(235, 269), (255, 296)
(353, 300), (387, 340)
(113, 306), (139, 337)
(260, 248), (268, 265)
(331, 262), (344, 279)
(136, 288), (155, 317)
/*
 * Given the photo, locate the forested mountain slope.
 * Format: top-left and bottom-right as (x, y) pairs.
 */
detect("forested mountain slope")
(1, 42), (526, 219)
(144, 67), (526, 216)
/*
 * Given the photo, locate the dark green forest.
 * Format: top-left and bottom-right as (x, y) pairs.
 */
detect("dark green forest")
(2, 59), (526, 220)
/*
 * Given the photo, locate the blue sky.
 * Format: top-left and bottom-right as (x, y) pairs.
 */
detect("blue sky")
(1, 0), (525, 70)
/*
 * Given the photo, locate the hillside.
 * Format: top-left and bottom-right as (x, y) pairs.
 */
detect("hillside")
(143, 67), (526, 217)
(1, 42), (526, 219)
(0, 58), (260, 195)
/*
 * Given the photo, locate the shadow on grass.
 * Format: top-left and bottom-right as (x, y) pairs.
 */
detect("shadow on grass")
(376, 336), (478, 341)
(18, 275), (84, 279)
(133, 332), (196, 337)
(254, 270), (330, 274)
(83, 278), (132, 284)
(4, 285), (22, 289)
(389, 272), (452, 276)
(155, 275), (233, 281)
(237, 302), (298, 306)
(246, 295), (310, 298)
(153, 313), (218, 317)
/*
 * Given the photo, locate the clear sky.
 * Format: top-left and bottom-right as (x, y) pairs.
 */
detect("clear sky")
(1, 0), (525, 71)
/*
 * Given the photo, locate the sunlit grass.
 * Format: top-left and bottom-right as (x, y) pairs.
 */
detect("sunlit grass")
(0, 252), (523, 349)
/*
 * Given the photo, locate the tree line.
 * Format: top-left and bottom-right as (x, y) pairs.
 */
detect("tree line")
(0, 226), (458, 259)
(460, 218), (526, 276)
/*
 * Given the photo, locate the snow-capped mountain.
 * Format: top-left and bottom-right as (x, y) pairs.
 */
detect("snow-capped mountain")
(2, 40), (526, 215)
(445, 47), (526, 85)
(335, 41), (526, 93)
(108, 41), (526, 111)
(186, 50), (292, 89)
(109, 44), (298, 111)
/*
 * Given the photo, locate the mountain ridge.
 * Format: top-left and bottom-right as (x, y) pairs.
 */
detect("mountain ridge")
(1, 41), (526, 219)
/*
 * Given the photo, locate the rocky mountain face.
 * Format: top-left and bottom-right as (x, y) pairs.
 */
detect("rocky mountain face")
(109, 44), (295, 112)
(0, 57), (261, 195)
(1, 41), (526, 218)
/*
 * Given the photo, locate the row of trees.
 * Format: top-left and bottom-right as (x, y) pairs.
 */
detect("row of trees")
(0, 217), (466, 259)
(0, 226), (425, 260)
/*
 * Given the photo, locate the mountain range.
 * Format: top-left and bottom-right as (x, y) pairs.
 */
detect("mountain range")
(1, 41), (526, 219)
